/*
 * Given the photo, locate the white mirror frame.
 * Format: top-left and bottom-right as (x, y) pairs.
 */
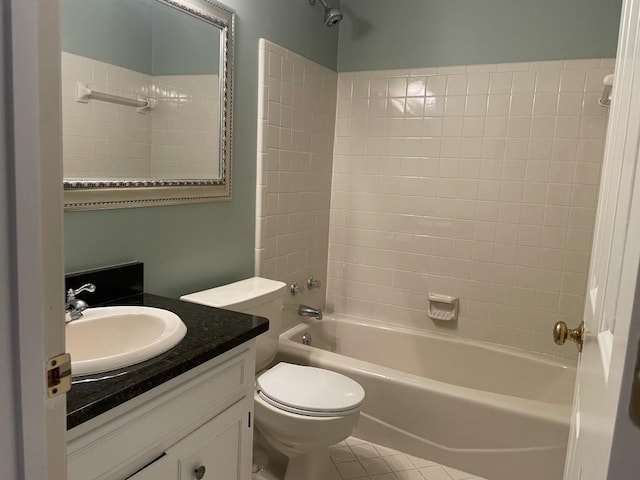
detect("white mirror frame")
(63, 0), (234, 211)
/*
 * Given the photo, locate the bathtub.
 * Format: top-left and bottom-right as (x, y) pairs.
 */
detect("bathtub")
(276, 317), (576, 480)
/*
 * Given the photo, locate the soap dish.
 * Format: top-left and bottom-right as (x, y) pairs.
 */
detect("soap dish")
(428, 293), (459, 322)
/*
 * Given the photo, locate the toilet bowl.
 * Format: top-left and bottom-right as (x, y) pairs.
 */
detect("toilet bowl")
(255, 362), (363, 480)
(181, 277), (365, 480)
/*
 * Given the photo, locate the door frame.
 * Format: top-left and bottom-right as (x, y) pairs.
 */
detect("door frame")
(604, 134), (640, 476)
(1, 0), (21, 476)
(6, 0), (67, 478)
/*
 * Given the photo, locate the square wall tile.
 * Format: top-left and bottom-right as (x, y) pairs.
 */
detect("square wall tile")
(328, 58), (613, 361)
(256, 40), (337, 332)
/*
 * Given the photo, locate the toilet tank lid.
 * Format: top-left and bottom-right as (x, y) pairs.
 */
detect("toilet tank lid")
(180, 277), (287, 310)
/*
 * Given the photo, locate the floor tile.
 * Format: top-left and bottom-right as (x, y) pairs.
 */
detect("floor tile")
(335, 460), (368, 479)
(329, 462), (342, 480)
(360, 457), (393, 475)
(383, 454), (417, 472)
(256, 434), (487, 480)
(345, 436), (369, 446)
(408, 455), (436, 468)
(443, 465), (475, 479)
(352, 443), (382, 460)
(369, 474), (398, 480)
(418, 465), (454, 480)
(322, 436), (483, 480)
(374, 444), (402, 457)
(394, 470), (426, 480)
(330, 445), (357, 463)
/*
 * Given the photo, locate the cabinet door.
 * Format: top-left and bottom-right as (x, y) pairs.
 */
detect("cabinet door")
(125, 397), (253, 480)
(168, 397), (253, 480)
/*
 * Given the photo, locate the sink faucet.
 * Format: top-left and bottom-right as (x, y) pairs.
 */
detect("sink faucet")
(65, 283), (96, 322)
(298, 304), (323, 320)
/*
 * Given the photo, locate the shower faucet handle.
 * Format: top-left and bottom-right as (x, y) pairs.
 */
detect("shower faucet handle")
(307, 277), (321, 290)
(290, 282), (304, 296)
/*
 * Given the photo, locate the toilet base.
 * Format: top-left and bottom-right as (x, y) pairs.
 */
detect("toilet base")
(283, 449), (330, 480)
(253, 380), (361, 480)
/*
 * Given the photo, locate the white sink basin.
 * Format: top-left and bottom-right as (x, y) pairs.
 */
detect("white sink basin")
(66, 306), (187, 376)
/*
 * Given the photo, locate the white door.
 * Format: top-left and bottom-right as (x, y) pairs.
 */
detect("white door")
(563, 0), (640, 478)
(7, 0), (67, 478)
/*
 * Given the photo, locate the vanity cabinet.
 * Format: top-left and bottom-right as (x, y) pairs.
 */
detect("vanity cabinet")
(128, 397), (251, 480)
(67, 344), (256, 480)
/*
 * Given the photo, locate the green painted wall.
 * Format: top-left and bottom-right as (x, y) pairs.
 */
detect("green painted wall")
(64, 0), (340, 298)
(62, 0), (153, 74)
(151, 4), (219, 75)
(338, 0), (622, 72)
(62, 0), (219, 75)
(65, 0), (620, 298)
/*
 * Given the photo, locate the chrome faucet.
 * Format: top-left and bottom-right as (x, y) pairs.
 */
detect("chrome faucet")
(65, 283), (96, 322)
(298, 304), (323, 320)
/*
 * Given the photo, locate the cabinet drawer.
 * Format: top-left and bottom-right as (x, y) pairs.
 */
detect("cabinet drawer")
(68, 346), (254, 480)
(125, 456), (173, 480)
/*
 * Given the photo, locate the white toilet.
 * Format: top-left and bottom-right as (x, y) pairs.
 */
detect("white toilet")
(181, 277), (364, 480)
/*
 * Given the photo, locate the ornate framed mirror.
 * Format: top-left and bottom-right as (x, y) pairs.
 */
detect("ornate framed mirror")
(61, 0), (234, 210)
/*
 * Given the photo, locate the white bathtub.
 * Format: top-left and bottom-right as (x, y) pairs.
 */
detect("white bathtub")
(276, 317), (576, 480)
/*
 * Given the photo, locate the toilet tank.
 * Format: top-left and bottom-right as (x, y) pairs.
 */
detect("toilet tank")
(180, 277), (287, 371)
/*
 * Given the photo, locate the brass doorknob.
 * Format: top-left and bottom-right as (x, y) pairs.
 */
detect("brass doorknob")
(553, 321), (585, 352)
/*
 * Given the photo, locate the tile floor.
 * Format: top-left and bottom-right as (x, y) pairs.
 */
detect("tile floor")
(252, 435), (488, 480)
(328, 437), (487, 480)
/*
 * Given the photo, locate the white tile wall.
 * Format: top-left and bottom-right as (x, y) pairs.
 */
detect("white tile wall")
(61, 52), (220, 180)
(61, 52), (152, 179)
(328, 59), (614, 360)
(151, 74), (220, 179)
(255, 39), (338, 332)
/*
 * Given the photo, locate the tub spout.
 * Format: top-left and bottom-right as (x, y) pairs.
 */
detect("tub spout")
(298, 304), (323, 320)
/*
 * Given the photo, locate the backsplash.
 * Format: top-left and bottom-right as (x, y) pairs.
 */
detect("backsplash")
(61, 52), (219, 180)
(65, 262), (143, 305)
(255, 39), (338, 333)
(327, 59), (614, 360)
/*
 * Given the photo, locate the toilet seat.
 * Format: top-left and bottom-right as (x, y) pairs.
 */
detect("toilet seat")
(256, 363), (365, 417)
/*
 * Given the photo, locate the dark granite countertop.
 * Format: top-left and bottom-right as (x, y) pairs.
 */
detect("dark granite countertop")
(66, 293), (268, 430)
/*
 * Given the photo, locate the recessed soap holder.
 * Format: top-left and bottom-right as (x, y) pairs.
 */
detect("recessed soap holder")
(428, 293), (459, 322)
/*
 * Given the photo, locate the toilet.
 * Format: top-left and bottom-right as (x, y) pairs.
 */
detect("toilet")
(181, 277), (364, 480)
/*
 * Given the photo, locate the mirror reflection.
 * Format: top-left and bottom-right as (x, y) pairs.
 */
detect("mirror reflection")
(61, 0), (233, 209)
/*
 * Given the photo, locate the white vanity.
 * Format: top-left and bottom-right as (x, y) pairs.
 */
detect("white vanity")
(68, 344), (256, 480)
(64, 263), (267, 480)
(59, 0), (249, 471)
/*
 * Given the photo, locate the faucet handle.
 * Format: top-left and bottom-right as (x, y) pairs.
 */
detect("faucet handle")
(67, 283), (96, 301)
(306, 277), (321, 290)
(290, 282), (304, 296)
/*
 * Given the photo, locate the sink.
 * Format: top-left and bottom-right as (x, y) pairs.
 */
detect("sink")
(66, 306), (187, 376)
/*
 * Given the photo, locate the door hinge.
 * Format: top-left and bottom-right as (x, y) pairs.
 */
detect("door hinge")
(46, 353), (72, 398)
